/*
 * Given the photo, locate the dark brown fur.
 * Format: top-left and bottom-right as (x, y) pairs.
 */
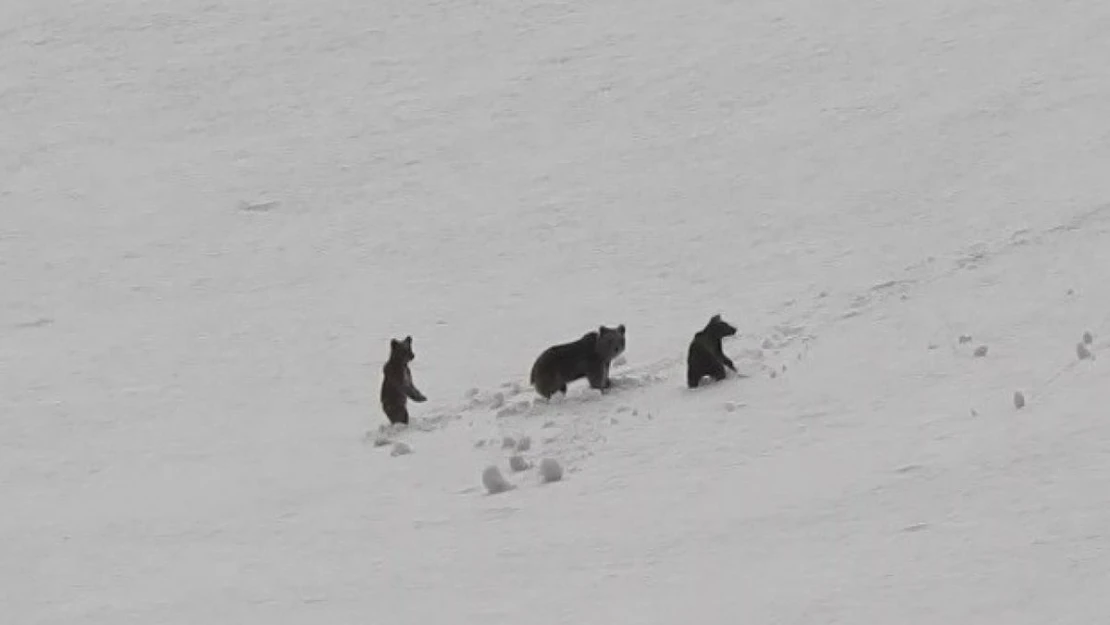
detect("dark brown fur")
(686, 314), (738, 389)
(380, 335), (427, 425)
(530, 324), (626, 399)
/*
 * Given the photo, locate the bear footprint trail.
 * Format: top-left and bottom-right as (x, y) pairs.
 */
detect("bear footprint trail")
(367, 320), (812, 464)
(366, 287), (872, 458)
(365, 226), (979, 454)
(369, 203), (1110, 495)
(372, 327), (819, 493)
(369, 221), (1043, 454)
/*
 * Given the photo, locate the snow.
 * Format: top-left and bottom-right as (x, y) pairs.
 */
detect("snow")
(5, 0), (1110, 622)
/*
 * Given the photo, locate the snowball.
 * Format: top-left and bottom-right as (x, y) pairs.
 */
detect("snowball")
(538, 458), (564, 483)
(508, 455), (531, 472)
(1077, 342), (1092, 360)
(390, 442), (412, 456)
(482, 466), (514, 495)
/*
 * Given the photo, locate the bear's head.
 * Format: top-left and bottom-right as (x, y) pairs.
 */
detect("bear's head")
(595, 324), (626, 359)
(390, 335), (416, 363)
(704, 314), (737, 339)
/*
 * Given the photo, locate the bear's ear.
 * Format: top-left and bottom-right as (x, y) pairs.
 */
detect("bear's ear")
(617, 324), (625, 335)
(711, 314), (721, 322)
(390, 338), (400, 349)
(598, 325), (606, 335)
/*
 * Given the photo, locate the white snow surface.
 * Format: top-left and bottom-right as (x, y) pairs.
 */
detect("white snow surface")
(5, 0), (1110, 622)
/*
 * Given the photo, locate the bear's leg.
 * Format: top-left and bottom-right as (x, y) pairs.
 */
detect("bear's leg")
(549, 372), (569, 398)
(687, 349), (711, 389)
(586, 365), (607, 391)
(384, 402), (409, 425)
(687, 367), (703, 389)
(709, 360), (727, 382)
(406, 382), (427, 403)
(533, 372), (557, 399)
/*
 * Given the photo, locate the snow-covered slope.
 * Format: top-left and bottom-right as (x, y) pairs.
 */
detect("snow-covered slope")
(4, 0), (1110, 622)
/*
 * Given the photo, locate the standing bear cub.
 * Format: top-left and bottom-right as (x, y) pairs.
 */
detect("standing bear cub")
(380, 335), (427, 425)
(686, 314), (738, 389)
(530, 324), (627, 399)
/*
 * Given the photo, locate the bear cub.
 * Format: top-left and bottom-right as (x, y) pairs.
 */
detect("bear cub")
(530, 324), (627, 399)
(686, 314), (738, 389)
(380, 335), (427, 425)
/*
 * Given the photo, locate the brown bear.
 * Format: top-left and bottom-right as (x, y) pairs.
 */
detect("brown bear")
(686, 314), (738, 388)
(530, 324), (626, 399)
(380, 335), (427, 425)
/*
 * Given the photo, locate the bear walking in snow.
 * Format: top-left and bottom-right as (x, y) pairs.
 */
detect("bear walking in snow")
(686, 314), (738, 388)
(530, 324), (627, 399)
(380, 335), (427, 425)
